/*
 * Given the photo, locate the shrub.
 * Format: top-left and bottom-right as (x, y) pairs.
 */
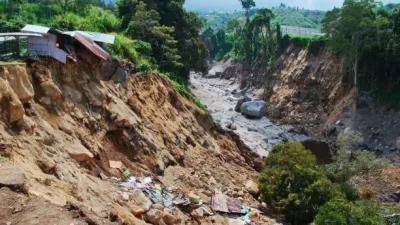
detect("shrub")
(327, 149), (389, 183)
(138, 62), (151, 76)
(259, 143), (341, 224)
(107, 34), (139, 64)
(314, 198), (385, 225)
(280, 34), (326, 54)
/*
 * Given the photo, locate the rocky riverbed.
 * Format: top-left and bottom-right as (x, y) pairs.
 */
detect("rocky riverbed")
(189, 70), (306, 157)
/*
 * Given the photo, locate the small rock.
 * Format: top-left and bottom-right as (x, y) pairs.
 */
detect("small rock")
(42, 134), (55, 146)
(131, 207), (145, 216)
(229, 124), (237, 130)
(121, 192), (130, 201)
(69, 151), (94, 162)
(208, 176), (217, 185)
(151, 204), (164, 210)
(145, 209), (163, 225)
(220, 119), (233, 129)
(191, 208), (204, 220)
(162, 212), (178, 225)
(130, 188), (152, 212)
(249, 210), (260, 220)
(232, 191), (239, 198)
(198, 193), (211, 204)
(238, 191), (244, 197)
(245, 180), (259, 195)
(0, 162), (26, 192)
(189, 195), (200, 205)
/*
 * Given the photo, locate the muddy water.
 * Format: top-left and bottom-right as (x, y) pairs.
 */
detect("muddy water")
(189, 71), (304, 157)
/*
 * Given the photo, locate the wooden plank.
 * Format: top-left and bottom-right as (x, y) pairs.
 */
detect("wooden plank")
(211, 188), (229, 213)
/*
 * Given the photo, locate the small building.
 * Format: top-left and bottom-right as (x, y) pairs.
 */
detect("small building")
(0, 24), (115, 64)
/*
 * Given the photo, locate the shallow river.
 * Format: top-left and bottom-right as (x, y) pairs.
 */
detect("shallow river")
(189, 71), (304, 157)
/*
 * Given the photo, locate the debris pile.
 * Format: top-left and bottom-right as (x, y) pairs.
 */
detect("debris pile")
(106, 161), (271, 225)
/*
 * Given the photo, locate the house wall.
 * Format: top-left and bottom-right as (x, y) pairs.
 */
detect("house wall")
(28, 34), (68, 64)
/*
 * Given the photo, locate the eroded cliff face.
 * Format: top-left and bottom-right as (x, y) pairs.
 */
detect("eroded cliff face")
(0, 58), (270, 225)
(262, 45), (354, 138)
(221, 45), (355, 138)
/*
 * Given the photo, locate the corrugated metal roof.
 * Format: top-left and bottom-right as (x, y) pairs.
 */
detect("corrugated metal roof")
(0, 32), (43, 37)
(85, 32), (115, 44)
(21, 25), (50, 35)
(58, 30), (115, 44)
(74, 31), (109, 60)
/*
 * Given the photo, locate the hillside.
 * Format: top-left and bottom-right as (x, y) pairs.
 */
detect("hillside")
(0, 57), (271, 224)
(201, 6), (325, 31)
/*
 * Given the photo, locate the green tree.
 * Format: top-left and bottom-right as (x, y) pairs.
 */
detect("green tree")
(259, 143), (341, 224)
(126, 1), (160, 41)
(152, 26), (183, 72)
(322, 0), (376, 88)
(116, 0), (138, 29)
(226, 18), (240, 35)
(314, 198), (385, 225)
(238, 0), (255, 22)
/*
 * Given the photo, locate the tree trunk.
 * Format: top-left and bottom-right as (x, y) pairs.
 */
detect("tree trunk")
(63, 0), (68, 14)
(8, 0), (15, 18)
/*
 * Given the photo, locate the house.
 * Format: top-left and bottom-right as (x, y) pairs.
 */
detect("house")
(20, 24), (115, 64)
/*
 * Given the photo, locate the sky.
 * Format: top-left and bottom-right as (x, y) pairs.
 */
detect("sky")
(184, 0), (400, 11)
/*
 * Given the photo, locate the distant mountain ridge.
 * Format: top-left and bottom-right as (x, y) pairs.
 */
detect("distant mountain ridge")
(201, 5), (325, 31)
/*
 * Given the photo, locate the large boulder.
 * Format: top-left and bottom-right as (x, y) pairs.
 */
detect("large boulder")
(234, 95), (252, 112)
(240, 101), (266, 118)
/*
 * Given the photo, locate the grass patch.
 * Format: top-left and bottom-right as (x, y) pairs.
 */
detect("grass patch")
(280, 34), (326, 54)
(0, 61), (26, 66)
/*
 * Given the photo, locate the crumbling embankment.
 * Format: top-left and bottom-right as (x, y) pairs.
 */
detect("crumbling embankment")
(0, 57), (274, 225)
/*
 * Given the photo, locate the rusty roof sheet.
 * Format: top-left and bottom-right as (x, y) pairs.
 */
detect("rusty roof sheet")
(74, 31), (109, 60)
(21, 25), (50, 35)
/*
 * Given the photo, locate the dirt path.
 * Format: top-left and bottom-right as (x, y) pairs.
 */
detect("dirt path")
(189, 65), (304, 157)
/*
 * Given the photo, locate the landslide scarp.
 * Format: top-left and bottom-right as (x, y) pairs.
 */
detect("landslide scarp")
(0, 57), (266, 225)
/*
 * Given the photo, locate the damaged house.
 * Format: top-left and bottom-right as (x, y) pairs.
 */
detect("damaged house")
(22, 24), (114, 66)
(1, 24), (128, 82)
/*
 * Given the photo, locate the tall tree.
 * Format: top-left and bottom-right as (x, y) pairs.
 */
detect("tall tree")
(322, 0), (376, 88)
(238, 0), (255, 22)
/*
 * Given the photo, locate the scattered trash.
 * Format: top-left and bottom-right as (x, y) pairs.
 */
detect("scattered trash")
(107, 167), (262, 224)
(211, 188), (229, 213)
(109, 160), (123, 169)
(143, 177), (152, 184)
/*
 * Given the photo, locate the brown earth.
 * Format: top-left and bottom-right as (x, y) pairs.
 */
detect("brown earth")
(0, 56), (276, 225)
(354, 166), (400, 204)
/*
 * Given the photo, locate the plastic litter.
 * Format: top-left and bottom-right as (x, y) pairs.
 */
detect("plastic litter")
(143, 177), (152, 184)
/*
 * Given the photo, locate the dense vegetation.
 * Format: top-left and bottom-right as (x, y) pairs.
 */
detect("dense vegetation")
(259, 142), (389, 225)
(323, 0), (400, 107)
(201, 4), (325, 32)
(0, 0), (208, 85)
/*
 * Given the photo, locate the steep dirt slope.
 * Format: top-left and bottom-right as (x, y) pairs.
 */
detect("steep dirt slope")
(221, 45), (354, 139)
(0, 58), (272, 225)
